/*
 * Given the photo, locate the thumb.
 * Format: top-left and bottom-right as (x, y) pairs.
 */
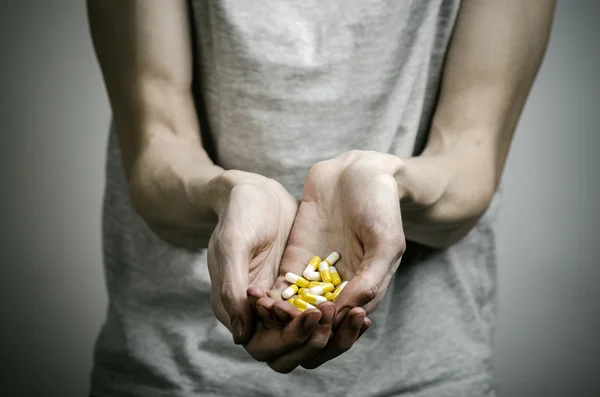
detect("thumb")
(208, 231), (254, 345)
(333, 248), (403, 327)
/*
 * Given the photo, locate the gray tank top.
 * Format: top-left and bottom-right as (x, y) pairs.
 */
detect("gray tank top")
(91, 1), (500, 396)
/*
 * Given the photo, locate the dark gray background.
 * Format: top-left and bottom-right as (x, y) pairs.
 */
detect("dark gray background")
(0, 1), (598, 396)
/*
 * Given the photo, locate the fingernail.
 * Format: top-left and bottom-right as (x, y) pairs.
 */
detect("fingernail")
(231, 317), (243, 344)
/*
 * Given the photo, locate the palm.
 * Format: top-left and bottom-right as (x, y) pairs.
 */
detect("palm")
(277, 199), (363, 287)
(246, 188), (299, 290)
(208, 177), (299, 329)
(273, 155), (405, 314)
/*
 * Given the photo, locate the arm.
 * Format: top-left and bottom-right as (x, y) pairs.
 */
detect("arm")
(88, 1), (318, 350)
(88, 0), (222, 248)
(397, 0), (556, 248)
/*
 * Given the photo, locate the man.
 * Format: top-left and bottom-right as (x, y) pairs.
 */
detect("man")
(87, 1), (554, 396)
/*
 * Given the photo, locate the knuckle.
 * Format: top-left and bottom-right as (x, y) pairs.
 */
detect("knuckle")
(309, 336), (329, 350)
(358, 281), (379, 304)
(282, 331), (306, 347)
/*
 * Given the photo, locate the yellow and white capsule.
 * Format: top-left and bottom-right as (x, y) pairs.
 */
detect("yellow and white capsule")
(303, 256), (322, 281)
(285, 272), (309, 288)
(310, 282), (334, 296)
(332, 280), (348, 300)
(323, 252), (340, 266)
(301, 292), (328, 306)
(319, 261), (333, 284)
(292, 297), (316, 312)
(282, 284), (299, 299)
(329, 266), (342, 286)
(325, 292), (334, 301)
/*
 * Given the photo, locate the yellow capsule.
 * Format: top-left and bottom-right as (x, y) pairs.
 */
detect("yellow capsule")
(309, 281), (322, 288)
(298, 288), (308, 296)
(325, 292), (334, 301)
(292, 297), (316, 312)
(285, 272), (309, 288)
(332, 281), (348, 300)
(319, 261), (333, 284)
(308, 256), (322, 268)
(329, 266), (342, 286)
(282, 284), (298, 299)
(301, 292), (328, 305)
(303, 256), (322, 280)
(310, 282), (335, 295)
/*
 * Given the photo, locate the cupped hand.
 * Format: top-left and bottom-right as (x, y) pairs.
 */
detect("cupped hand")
(206, 170), (299, 345)
(263, 150), (406, 370)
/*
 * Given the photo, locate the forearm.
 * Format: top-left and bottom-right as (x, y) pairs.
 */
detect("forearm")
(88, 0), (224, 246)
(396, 152), (494, 248)
(394, 0), (555, 248)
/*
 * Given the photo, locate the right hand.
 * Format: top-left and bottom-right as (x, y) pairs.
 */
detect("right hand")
(206, 170), (301, 345)
(207, 171), (341, 366)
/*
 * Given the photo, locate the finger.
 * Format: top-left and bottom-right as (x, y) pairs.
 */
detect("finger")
(272, 300), (302, 325)
(266, 302), (336, 374)
(256, 297), (282, 329)
(208, 229), (254, 345)
(247, 286), (270, 316)
(247, 285), (269, 301)
(244, 309), (322, 362)
(333, 249), (402, 328)
(357, 317), (371, 340)
(301, 307), (366, 369)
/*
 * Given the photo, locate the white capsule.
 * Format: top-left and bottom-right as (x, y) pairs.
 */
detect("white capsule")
(284, 272), (309, 288)
(303, 270), (321, 281)
(303, 257), (322, 280)
(323, 252), (340, 266)
(301, 292), (328, 305)
(292, 297), (317, 312)
(319, 261), (333, 284)
(282, 284), (298, 299)
(330, 266), (342, 286)
(310, 283), (334, 296)
(332, 280), (348, 300)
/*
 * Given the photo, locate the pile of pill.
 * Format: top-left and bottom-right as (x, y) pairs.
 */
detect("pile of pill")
(282, 252), (348, 312)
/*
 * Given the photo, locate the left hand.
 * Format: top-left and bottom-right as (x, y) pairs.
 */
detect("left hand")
(255, 150), (407, 372)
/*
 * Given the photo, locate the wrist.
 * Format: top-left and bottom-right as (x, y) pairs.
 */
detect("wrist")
(340, 150), (407, 195)
(203, 170), (277, 217)
(129, 139), (222, 223)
